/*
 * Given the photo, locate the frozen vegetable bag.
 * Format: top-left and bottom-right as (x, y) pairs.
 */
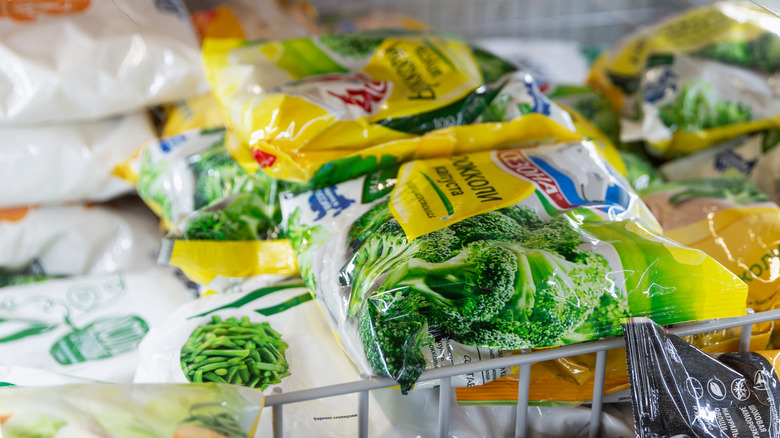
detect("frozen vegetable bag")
(0, 111), (156, 208)
(0, 0), (206, 124)
(282, 139), (747, 392)
(136, 282), (406, 436)
(590, 1), (780, 158)
(0, 268), (195, 382)
(0, 383), (262, 438)
(203, 32), (578, 183)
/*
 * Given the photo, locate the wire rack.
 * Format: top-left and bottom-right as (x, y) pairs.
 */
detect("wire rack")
(262, 308), (780, 438)
(310, 0), (711, 45)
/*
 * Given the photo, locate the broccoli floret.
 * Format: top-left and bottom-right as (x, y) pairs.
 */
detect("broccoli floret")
(693, 41), (754, 67)
(751, 33), (780, 73)
(181, 193), (280, 241)
(319, 33), (385, 59)
(564, 289), (630, 341)
(341, 219), (460, 317)
(380, 240), (518, 336)
(359, 289), (432, 393)
(658, 79), (751, 132)
(346, 200), (396, 252)
(447, 210), (524, 244)
(499, 206), (582, 258)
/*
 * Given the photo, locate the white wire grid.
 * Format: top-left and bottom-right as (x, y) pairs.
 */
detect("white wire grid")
(263, 308), (780, 438)
(311, 0), (711, 45)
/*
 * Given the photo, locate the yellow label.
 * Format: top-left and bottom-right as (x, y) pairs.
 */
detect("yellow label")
(608, 5), (767, 76)
(162, 94), (225, 137)
(361, 37), (482, 120)
(664, 206), (780, 312)
(389, 150), (537, 240)
(166, 239), (299, 286)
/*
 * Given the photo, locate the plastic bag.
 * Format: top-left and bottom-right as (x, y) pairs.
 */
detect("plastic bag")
(203, 32), (578, 183)
(0, 112), (156, 208)
(0, 198), (162, 277)
(136, 281), (397, 436)
(157, 193), (298, 293)
(660, 130), (780, 204)
(474, 38), (599, 87)
(624, 317), (780, 437)
(0, 383), (262, 438)
(642, 174), (780, 313)
(0, 268), (195, 382)
(281, 138), (747, 393)
(590, 2), (780, 158)
(160, 0), (319, 136)
(120, 128), (282, 231)
(0, 0), (206, 124)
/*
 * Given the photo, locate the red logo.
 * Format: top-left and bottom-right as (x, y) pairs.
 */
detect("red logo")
(253, 149), (277, 168)
(326, 74), (389, 114)
(495, 149), (572, 209)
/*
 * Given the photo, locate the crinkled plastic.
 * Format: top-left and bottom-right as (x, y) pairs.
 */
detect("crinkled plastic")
(624, 317), (780, 437)
(136, 281), (388, 435)
(642, 174), (780, 312)
(0, 366), (93, 387)
(660, 130), (780, 204)
(120, 128), (282, 231)
(156, 192), (299, 292)
(281, 138), (747, 393)
(203, 32), (581, 183)
(0, 112), (156, 208)
(0, 0), (206, 124)
(590, 2), (780, 158)
(0, 383), (262, 438)
(0, 268), (195, 382)
(0, 198), (162, 277)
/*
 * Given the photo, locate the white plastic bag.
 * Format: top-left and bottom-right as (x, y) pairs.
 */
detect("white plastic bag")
(0, 112), (156, 208)
(0, 268), (196, 382)
(0, 0), (206, 124)
(0, 198), (162, 276)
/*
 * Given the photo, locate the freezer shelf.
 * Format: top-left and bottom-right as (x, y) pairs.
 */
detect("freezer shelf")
(263, 307), (780, 438)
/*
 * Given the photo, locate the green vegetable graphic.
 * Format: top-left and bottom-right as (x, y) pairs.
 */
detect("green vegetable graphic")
(693, 33), (780, 73)
(181, 316), (290, 390)
(50, 315), (149, 365)
(182, 192), (282, 241)
(340, 201), (627, 392)
(666, 175), (769, 206)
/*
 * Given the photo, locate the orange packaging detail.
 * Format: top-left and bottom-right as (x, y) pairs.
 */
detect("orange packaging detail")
(0, 206), (29, 222)
(0, 0), (90, 21)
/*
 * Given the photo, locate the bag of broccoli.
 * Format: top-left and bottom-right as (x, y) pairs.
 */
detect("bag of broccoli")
(660, 130), (780, 204)
(0, 0), (206, 124)
(0, 268), (195, 382)
(0, 112), (156, 208)
(0, 383), (262, 438)
(136, 281), (401, 436)
(0, 198), (162, 278)
(157, 192), (299, 294)
(203, 32), (581, 183)
(281, 139), (747, 393)
(121, 127), (283, 231)
(590, 2), (780, 158)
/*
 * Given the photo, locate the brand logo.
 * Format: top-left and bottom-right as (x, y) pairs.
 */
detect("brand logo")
(159, 134), (187, 153)
(252, 149), (277, 168)
(495, 149), (572, 209)
(522, 77), (551, 115)
(325, 74), (390, 115)
(309, 187), (355, 221)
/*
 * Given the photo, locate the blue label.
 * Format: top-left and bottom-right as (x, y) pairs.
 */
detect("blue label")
(522, 78), (551, 116)
(644, 68), (677, 104)
(158, 134), (187, 153)
(714, 150), (757, 175)
(309, 187), (355, 221)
